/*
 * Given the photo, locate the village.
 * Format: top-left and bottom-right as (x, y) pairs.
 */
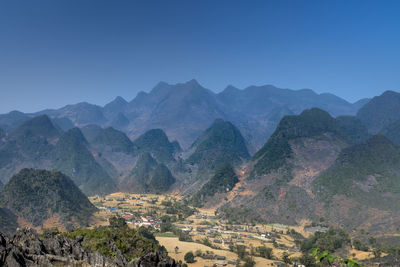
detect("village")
(88, 192), (375, 267)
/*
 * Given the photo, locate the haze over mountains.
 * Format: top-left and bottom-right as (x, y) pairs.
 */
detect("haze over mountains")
(0, 80), (365, 151)
(1, 80), (400, 241)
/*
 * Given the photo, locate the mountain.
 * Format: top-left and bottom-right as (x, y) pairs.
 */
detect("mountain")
(80, 124), (103, 143)
(51, 128), (117, 195)
(0, 80), (364, 151)
(109, 112), (130, 130)
(313, 135), (400, 233)
(216, 85), (363, 150)
(0, 227), (178, 267)
(252, 108), (348, 177)
(0, 169), (97, 229)
(191, 163), (238, 207)
(0, 207), (18, 236)
(92, 127), (133, 153)
(103, 96), (128, 118)
(38, 102), (107, 126)
(187, 119), (250, 170)
(381, 119), (400, 145)
(217, 85), (358, 117)
(125, 81), (361, 149)
(0, 110), (30, 130)
(353, 98), (370, 109)
(132, 129), (178, 163)
(218, 108), (352, 225)
(122, 153), (176, 193)
(357, 90), (400, 134)
(6, 115), (59, 160)
(52, 116), (75, 132)
(11, 114), (60, 140)
(127, 79), (226, 148)
(0, 115), (60, 184)
(335, 115), (370, 144)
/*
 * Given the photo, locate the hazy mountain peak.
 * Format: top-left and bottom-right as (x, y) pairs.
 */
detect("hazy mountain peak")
(298, 88), (317, 95)
(61, 127), (88, 145)
(93, 126), (133, 153)
(132, 128), (178, 163)
(357, 90), (400, 134)
(104, 96), (128, 108)
(187, 119), (250, 170)
(185, 78), (200, 86)
(11, 114), (60, 139)
(219, 85), (240, 95)
(252, 108), (344, 176)
(8, 110), (25, 116)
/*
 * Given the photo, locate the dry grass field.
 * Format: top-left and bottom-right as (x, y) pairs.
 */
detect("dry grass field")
(157, 236), (277, 267)
(88, 192), (379, 266)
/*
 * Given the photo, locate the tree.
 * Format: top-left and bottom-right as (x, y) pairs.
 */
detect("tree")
(373, 247), (382, 258)
(184, 251), (195, 263)
(299, 253), (317, 267)
(109, 216), (126, 228)
(236, 245), (247, 259)
(242, 256), (255, 267)
(256, 246), (273, 259)
(282, 252), (292, 264)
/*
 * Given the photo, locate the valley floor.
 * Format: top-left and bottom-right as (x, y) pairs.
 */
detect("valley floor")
(88, 192), (380, 266)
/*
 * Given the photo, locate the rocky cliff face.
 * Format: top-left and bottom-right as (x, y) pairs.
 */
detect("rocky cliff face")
(0, 228), (179, 267)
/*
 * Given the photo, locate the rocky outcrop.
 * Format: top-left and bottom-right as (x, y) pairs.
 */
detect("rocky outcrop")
(0, 228), (179, 267)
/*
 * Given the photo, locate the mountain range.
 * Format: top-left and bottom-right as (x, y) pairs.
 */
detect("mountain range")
(0, 80), (366, 151)
(1, 80), (400, 240)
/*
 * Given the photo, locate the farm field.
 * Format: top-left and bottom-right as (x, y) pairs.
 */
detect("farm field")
(88, 192), (377, 266)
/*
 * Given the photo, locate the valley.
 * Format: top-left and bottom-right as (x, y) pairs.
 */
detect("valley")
(2, 85), (400, 266)
(87, 192), (380, 266)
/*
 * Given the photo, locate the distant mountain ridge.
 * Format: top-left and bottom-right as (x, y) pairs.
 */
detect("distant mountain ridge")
(0, 80), (367, 150)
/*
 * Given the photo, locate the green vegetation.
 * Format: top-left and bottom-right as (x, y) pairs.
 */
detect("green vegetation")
(187, 119), (250, 170)
(256, 246), (273, 259)
(132, 129), (177, 163)
(93, 127), (133, 153)
(380, 119), (400, 145)
(0, 207), (18, 235)
(51, 127), (117, 195)
(357, 90), (400, 134)
(161, 199), (197, 219)
(123, 152), (176, 193)
(184, 251), (195, 263)
(191, 164), (238, 207)
(312, 248), (362, 267)
(336, 115), (370, 144)
(80, 124), (103, 143)
(11, 115), (60, 140)
(1, 115), (60, 162)
(0, 168), (97, 227)
(0, 128), (5, 139)
(217, 205), (262, 224)
(252, 108), (345, 176)
(63, 217), (166, 261)
(313, 135), (400, 202)
(300, 228), (351, 253)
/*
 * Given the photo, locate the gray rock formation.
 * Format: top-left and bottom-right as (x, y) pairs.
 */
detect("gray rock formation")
(0, 228), (179, 267)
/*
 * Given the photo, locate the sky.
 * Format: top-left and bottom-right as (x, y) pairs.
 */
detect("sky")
(0, 0), (399, 113)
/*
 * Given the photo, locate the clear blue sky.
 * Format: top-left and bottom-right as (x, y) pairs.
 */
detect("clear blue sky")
(0, 0), (399, 113)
